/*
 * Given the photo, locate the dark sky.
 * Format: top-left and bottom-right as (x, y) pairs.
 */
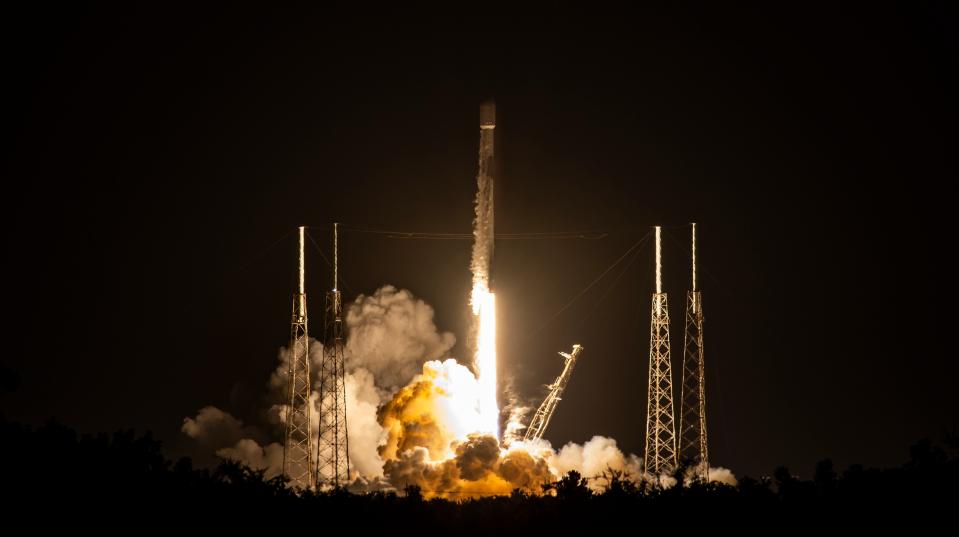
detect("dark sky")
(4, 4), (956, 479)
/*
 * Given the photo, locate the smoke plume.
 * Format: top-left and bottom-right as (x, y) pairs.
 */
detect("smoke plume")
(183, 286), (455, 484)
(551, 435), (643, 491)
(346, 285), (455, 391)
(181, 406), (283, 478)
(183, 285), (734, 497)
(374, 358), (646, 497)
(181, 406), (250, 449)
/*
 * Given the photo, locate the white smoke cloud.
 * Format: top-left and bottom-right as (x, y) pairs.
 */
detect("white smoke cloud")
(345, 368), (386, 477)
(216, 439), (284, 479)
(345, 285), (455, 390)
(549, 435), (643, 491)
(181, 406), (253, 448)
(708, 466), (738, 486)
(184, 285), (455, 485)
(500, 375), (530, 444)
(268, 337), (324, 399)
(181, 406), (284, 478)
(341, 285), (459, 479)
(677, 463), (738, 487)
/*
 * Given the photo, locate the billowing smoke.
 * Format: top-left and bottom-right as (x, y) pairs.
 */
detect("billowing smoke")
(501, 388), (531, 445)
(706, 465), (738, 486)
(181, 406), (283, 478)
(379, 359), (498, 464)
(216, 439), (284, 477)
(183, 285), (455, 483)
(374, 358), (645, 497)
(181, 406), (251, 449)
(183, 284), (729, 496)
(551, 436), (643, 490)
(344, 286), (456, 476)
(344, 368), (387, 477)
(346, 286), (456, 391)
(384, 434), (554, 498)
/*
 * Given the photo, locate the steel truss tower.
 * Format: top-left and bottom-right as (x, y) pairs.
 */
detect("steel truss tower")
(523, 344), (584, 442)
(283, 226), (314, 489)
(644, 226), (678, 477)
(679, 223), (709, 480)
(316, 223), (350, 488)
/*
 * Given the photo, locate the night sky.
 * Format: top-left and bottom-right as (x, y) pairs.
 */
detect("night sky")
(4, 4), (956, 480)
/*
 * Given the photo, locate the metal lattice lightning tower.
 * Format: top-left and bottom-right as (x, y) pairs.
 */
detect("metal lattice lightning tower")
(644, 226), (678, 477)
(679, 223), (709, 480)
(524, 344), (584, 442)
(316, 223), (350, 488)
(283, 226), (314, 489)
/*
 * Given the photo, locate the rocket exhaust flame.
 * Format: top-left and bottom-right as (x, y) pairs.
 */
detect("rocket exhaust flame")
(473, 287), (498, 437)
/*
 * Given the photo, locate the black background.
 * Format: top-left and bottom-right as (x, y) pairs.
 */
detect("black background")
(4, 3), (956, 479)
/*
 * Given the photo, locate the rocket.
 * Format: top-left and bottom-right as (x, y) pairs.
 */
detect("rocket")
(472, 100), (496, 288)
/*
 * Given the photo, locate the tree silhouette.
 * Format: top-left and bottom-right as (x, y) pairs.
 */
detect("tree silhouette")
(543, 470), (591, 501)
(403, 483), (423, 501)
(2, 416), (957, 530)
(600, 467), (639, 499)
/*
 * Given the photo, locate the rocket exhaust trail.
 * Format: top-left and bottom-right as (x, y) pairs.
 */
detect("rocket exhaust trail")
(472, 101), (498, 438)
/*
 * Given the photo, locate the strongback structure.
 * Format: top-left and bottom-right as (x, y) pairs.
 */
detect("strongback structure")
(679, 223), (709, 480)
(523, 344), (584, 442)
(644, 226), (678, 476)
(317, 223), (350, 488)
(283, 226), (314, 489)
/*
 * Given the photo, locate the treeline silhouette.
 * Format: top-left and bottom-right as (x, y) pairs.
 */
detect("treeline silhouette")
(2, 417), (955, 530)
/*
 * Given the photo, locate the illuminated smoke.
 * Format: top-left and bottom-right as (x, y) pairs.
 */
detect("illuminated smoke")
(375, 359), (646, 497)
(501, 390), (532, 445)
(184, 285), (737, 496)
(181, 406), (249, 449)
(550, 436), (643, 490)
(183, 286), (454, 483)
(708, 466), (738, 486)
(346, 285), (456, 391)
(216, 439), (284, 476)
(181, 406), (284, 478)
(379, 359), (490, 462)
(682, 464), (738, 486)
